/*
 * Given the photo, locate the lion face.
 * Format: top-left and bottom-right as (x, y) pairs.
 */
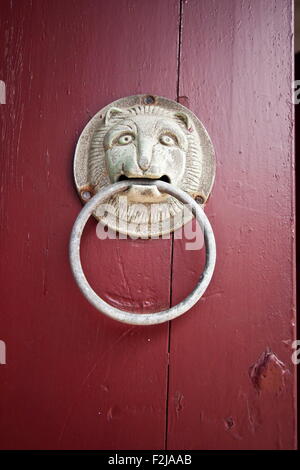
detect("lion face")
(103, 114), (188, 202)
(75, 97), (215, 238)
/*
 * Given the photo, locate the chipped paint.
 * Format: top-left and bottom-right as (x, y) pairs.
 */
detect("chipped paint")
(249, 350), (288, 394)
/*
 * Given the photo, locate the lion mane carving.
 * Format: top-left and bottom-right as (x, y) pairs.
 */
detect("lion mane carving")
(86, 104), (205, 237)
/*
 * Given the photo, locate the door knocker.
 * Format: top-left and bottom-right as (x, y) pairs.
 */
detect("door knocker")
(70, 95), (216, 325)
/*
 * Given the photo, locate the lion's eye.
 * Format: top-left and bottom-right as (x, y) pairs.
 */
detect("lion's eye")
(159, 134), (177, 146)
(117, 134), (134, 145)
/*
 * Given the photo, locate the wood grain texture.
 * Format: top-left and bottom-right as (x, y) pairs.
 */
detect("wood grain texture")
(167, 0), (296, 450)
(0, 0), (296, 451)
(0, 0), (179, 449)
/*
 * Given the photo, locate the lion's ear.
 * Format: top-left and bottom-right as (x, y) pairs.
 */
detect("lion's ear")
(174, 111), (193, 131)
(104, 107), (124, 125)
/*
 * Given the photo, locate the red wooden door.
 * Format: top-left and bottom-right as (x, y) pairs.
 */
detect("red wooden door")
(0, 0), (296, 450)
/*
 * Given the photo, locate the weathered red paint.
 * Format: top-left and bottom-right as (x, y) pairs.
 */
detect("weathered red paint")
(0, 0), (178, 450)
(168, 0), (296, 450)
(0, 0), (296, 450)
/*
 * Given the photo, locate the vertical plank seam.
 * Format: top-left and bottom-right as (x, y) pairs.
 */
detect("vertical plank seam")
(290, 0), (298, 451)
(164, 0), (184, 450)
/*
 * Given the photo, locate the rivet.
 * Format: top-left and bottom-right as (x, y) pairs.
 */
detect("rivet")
(195, 195), (205, 205)
(81, 191), (91, 201)
(144, 95), (155, 105)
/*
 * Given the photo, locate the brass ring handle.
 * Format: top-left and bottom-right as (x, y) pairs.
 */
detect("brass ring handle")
(69, 180), (216, 325)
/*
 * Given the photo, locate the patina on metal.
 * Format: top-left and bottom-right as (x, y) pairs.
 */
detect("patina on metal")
(73, 94), (215, 238)
(69, 180), (216, 325)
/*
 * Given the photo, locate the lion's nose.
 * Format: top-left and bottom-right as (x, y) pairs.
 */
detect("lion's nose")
(137, 137), (153, 171)
(139, 155), (151, 171)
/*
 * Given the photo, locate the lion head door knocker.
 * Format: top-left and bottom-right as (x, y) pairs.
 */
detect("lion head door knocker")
(70, 95), (216, 325)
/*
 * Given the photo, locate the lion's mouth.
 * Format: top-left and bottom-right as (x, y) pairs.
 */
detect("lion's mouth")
(116, 175), (171, 203)
(117, 174), (171, 184)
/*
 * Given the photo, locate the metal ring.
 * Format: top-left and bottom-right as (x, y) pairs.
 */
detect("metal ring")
(69, 180), (216, 325)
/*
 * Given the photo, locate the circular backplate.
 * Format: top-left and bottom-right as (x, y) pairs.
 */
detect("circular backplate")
(74, 94), (215, 238)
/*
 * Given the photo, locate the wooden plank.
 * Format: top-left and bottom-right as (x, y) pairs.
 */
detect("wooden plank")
(167, 0), (296, 450)
(0, 0), (180, 449)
